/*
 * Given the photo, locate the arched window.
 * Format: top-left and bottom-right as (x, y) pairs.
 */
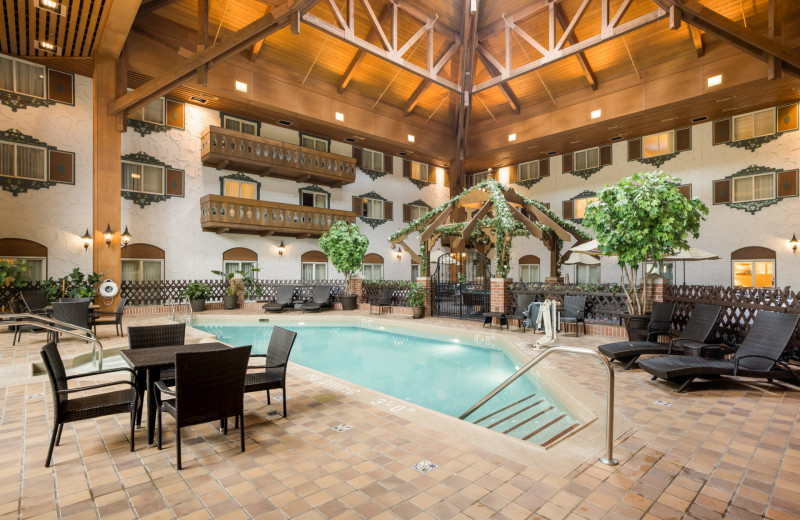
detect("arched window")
(362, 253), (384, 281)
(301, 251), (327, 281)
(519, 255), (540, 283)
(223, 247), (257, 277)
(732, 247), (775, 288)
(122, 243), (165, 282)
(0, 238), (47, 281)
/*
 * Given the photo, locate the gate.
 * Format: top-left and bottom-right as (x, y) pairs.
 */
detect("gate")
(432, 251), (492, 320)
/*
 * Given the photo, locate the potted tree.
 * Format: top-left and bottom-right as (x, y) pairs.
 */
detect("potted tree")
(212, 267), (263, 310)
(0, 259), (31, 309)
(212, 270), (239, 310)
(407, 281), (425, 319)
(582, 171), (708, 340)
(181, 282), (212, 313)
(318, 221), (369, 310)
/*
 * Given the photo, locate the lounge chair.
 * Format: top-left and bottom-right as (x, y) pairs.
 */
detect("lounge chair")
(301, 285), (332, 313)
(263, 285), (295, 313)
(599, 303), (721, 370)
(370, 287), (394, 315)
(505, 294), (536, 332)
(639, 310), (800, 392)
(21, 290), (50, 316)
(560, 295), (587, 336)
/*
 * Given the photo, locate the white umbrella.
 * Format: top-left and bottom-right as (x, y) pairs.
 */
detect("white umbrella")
(570, 239), (605, 256)
(563, 252), (601, 265)
(661, 248), (721, 284)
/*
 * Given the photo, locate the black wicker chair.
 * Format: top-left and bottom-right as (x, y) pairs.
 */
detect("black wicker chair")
(93, 297), (127, 336)
(560, 295), (587, 336)
(262, 285), (295, 313)
(155, 346), (251, 470)
(21, 290), (50, 316)
(301, 285), (332, 313)
(50, 301), (92, 344)
(128, 323), (186, 426)
(369, 287), (394, 315)
(599, 303), (721, 370)
(60, 297), (93, 302)
(240, 326), (297, 419)
(505, 294), (536, 332)
(40, 341), (138, 467)
(644, 302), (677, 342)
(639, 310), (800, 392)
(9, 299), (41, 345)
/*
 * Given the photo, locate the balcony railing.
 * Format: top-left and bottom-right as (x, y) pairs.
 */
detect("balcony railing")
(201, 126), (357, 187)
(200, 194), (356, 237)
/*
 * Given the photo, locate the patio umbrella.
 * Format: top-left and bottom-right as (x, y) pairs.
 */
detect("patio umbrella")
(562, 252), (601, 265)
(661, 248), (721, 284)
(570, 239), (604, 256)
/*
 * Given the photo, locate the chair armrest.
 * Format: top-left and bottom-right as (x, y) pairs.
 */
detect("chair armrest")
(59, 380), (136, 393)
(265, 363), (287, 369)
(249, 354), (267, 358)
(66, 367), (136, 379)
(94, 311), (122, 316)
(154, 381), (176, 395)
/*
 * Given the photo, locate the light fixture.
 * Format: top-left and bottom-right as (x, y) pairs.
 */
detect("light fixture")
(335, 112), (344, 122)
(407, 134), (415, 142)
(707, 74), (723, 87)
(81, 229), (92, 252)
(591, 109), (602, 119)
(36, 0), (64, 15)
(508, 133), (517, 142)
(130, 172), (141, 179)
(121, 226), (132, 248)
(39, 41), (55, 51)
(277, 241), (286, 257)
(790, 233), (798, 253)
(396, 247), (403, 260)
(103, 224), (113, 247)
(235, 81), (248, 93)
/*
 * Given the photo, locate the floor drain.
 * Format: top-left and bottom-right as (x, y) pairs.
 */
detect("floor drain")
(315, 394), (336, 403)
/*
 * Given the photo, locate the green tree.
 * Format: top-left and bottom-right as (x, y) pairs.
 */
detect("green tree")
(582, 171), (709, 315)
(318, 221), (369, 295)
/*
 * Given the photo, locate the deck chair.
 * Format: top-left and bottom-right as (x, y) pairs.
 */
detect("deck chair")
(560, 295), (587, 336)
(21, 290), (50, 316)
(262, 285), (295, 313)
(639, 310), (800, 392)
(370, 287), (394, 315)
(599, 303), (721, 370)
(301, 285), (332, 313)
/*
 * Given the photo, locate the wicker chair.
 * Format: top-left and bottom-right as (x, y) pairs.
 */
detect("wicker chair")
(10, 299), (41, 345)
(155, 346), (251, 470)
(93, 298), (127, 336)
(40, 341), (138, 467)
(560, 295), (587, 336)
(369, 287), (394, 315)
(60, 297), (93, 302)
(50, 301), (91, 344)
(263, 285), (295, 313)
(301, 285), (332, 313)
(504, 294), (536, 332)
(21, 290), (50, 315)
(128, 323), (186, 426)
(240, 326), (297, 419)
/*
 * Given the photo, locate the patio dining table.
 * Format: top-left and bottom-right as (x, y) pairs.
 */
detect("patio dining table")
(120, 342), (231, 445)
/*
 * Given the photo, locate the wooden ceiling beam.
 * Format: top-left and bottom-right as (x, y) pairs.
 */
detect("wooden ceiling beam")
(477, 0), (550, 40)
(139, 0), (181, 15)
(109, 0), (320, 116)
(197, 0), (209, 84)
(337, 4), (392, 93)
(461, 200), (491, 242)
(475, 48), (520, 114)
(687, 26), (703, 57)
(451, 0), (479, 195)
(404, 80), (432, 115)
(95, 0), (143, 59)
(420, 204), (454, 243)
(249, 5), (271, 62)
(359, 0), (392, 51)
(553, 2), (597, 90)
(391, 0), (459, 42)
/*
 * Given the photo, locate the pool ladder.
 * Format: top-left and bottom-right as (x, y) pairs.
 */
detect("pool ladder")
(460, 346), (618, 466)
(168, 298), (193, 326)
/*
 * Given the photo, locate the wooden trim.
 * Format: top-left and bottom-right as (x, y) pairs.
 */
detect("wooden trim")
(363, 253), (384, 264)
(519, 254), (540, 265)
(122, 243), (165, 259)
(731, 246), (776, 260)
(0, 238), (47, 258)
(223, 247), (258, 261)
(301, 250), (328, 263)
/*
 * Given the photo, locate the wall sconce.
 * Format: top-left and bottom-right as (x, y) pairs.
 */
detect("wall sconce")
(396, 247), (403, 260)
(121, 226), (132, 248)
(790, 233), (798, 253)
(277, 241), (285, 257)
(103, 223), (113, 247)
(81, 229), (92, 251)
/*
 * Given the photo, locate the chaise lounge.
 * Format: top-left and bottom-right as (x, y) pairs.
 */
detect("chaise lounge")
(301, 285), (332, 313)
(263, 285), (295, 313)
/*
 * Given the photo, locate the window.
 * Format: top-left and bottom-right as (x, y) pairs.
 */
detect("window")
(222, 115), (258, 135)
(408, 204), (427, 221)
(302, 262), (327, 281)
(0, 56), (46, 98)
(121, 259), (164, 282)
(362, 149), (384, 171)
(573, 196), (599, 219)
(0, 143), (46, 180)
(0, 257), (45, 282)
(129, 98), (165, 125)
(520, 264), (539, 283)
(733, 108), (775, 141)
(573, 147), (600, 170)
(411, 264), (420, 281)
(411, 161), (430, 182)
(301, 190), (328, 208)
(223, 261), (256, 278)
(642, 131), (675, 158)
(363, 198), (384, 219)
(301, 134), (329, 152)
(362, 263), (383, 281)
(224, 178), (257, 199)
(645, 261), (675, 284)
(518, 160), (539, 181)
(122, 161), (165, 195)
(733, 261), (774, 288)
(575, 264), (600, 284)
(732, 172), (774, 202)
(470, 170), (495, 186)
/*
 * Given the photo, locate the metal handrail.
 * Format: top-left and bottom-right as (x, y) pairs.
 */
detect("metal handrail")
(2, 314), (105, 370)
(459, 346), (618, 466)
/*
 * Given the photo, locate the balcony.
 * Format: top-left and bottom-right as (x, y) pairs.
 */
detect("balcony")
(200, 195), (356, 238)
(201, 126), (357, 187)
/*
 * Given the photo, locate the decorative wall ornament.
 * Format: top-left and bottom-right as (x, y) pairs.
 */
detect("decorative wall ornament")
(0, 91), (55, 111)
(407, 177), (431, 190)
(357, 191), (389, 228)
(565, 190), (598, 224)
(719, 165), (791, 214)
(515, 176), (545, 188)
(121, 152), (169, 167)
(127, 118), (170, 137)
(121, 152), (184, 208)
(298, 184), (331, 206)
(220, 172), (261, 199)
(724, 133), (780, 152)
(0, 129), (71, 196)
(636, 151), (683, 168)
(407, 199), (431, 210)
(359, 167), (389, 181)
(567, 166), (605, 179)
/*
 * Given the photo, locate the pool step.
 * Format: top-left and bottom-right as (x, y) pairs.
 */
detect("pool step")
(465, 394), (580, 447)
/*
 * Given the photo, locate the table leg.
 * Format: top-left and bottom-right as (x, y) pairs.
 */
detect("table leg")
(146, 367), (161, 445)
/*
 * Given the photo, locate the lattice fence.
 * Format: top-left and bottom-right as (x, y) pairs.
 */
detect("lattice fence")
(361, 282), (411, 307)
(0, 282), (44, 309)
(510, 287), (628, 324)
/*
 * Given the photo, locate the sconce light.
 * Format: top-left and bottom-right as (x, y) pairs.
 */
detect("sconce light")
(103, 223), (113, 247)
(277, 241), (286, 257)
(790, 233), (798, 253)
(81, 229), (92, 251)
(121, 226), (132, 249)
(396, 247), (403, 260)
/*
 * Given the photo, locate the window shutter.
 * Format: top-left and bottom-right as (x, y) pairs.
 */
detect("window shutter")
(353, 147), (363, 167)
(403, 204), (411, 222)
(384, 201), (393, 220)
(562, 153), (573, 173)
(777, 103), (799, 132)
(599, 145), (612, 166)
(444, 169), (450, 186)
(166, 169), (184, 197)
(539, 158), (550, 177)
(677, 184), (691, 199)
(713, 119), (731, 145)
(628, 138), (642, 161)
(47, 69), (73, 104)
(562, 200), (574, 219)
(509, 165), (518, 182)
(352, 196), (363, 213)
(429, 166), (436, 183)
(713, 179), (731, 204)
(384, 154), (393, 174)
(403, 159), (411, 178)
(777, 170), (799, 197)
(166, 100), (185, 129)
(675, 127), (691, 152)
(48, 150), (74, 184)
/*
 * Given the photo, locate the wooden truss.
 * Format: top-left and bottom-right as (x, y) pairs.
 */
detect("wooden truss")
(301, 0), (462, 92)
(473, 0), (667, 93)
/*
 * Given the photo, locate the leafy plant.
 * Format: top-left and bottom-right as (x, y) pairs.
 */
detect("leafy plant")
(181, 282), (212, 300)
(319, 221), (369, 295)
(407, 282), (425, 308)
(582, 171), (708, 315)
(0, 259), (31, 290)
(37, 268), (103, 302)
(211, 270), (238, 296)
(237, 267), (263, 300)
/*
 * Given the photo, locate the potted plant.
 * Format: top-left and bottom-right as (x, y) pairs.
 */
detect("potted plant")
(212, 270), (239, 310)
(0, 259), (31, 309)
(181, 282), (212, 313)
(407, 281), (426, 319)
(318, 220), (369, 310)
(582, 171), (708, 340)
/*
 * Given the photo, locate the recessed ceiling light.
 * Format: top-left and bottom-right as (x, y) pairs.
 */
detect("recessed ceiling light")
(235, 81), (248, 93)
(508, 133), (517, 142)
(591, 109), (602, 119)
(691, 116), (709, 123)
(407, 134), (415, 142)
(277, 120), (293, 126)
(707, 74), (723, 87)
(609, 136), (623, 141)
(35, 40), (60, 54)
(36, 0), (65, 15)
(547, 151), (557, 155)
(335, 112), (344, 122)
(398, 152), (408, 156)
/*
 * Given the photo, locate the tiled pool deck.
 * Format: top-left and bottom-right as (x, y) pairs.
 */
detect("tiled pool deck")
(1, 310), (799, 520)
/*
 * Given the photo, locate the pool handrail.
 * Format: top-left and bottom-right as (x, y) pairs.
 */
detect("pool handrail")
(459, 346), (618, 466)
(1, 313), (105, 370)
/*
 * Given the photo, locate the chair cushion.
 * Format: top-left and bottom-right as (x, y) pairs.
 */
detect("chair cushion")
(262, 303), (287, 312)
(61, 388), (136, 421)
(638, 356), (735, 379)
(598, 341), (671, 360)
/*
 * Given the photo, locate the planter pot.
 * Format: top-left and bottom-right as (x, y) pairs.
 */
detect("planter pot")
(622, 313), (651, 341)
(412, 306), (425, 319)
(339, 294), (358, 310)
(189, 299), (206, 313)
(222, 294), (238, 310)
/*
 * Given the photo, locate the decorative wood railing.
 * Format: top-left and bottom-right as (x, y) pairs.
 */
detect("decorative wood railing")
(510, 285), (628, 324)
(200, 126), (357, 187)
(200, 194), (356, 237)
(362, 282), (412, 307)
